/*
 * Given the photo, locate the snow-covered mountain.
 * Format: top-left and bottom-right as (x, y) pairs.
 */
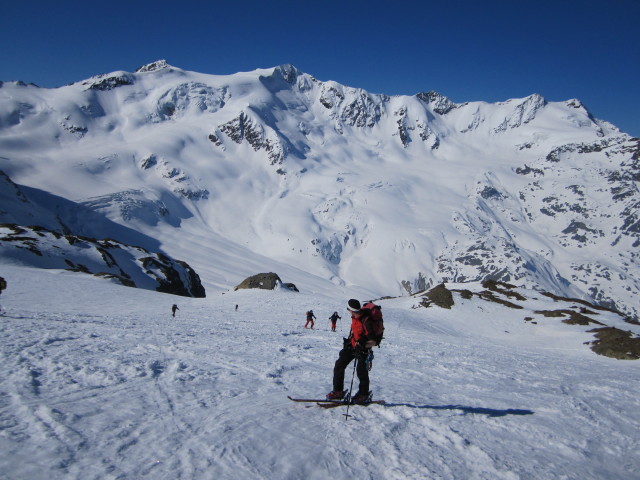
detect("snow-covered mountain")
(1, 61), (638, 319)
(0, 171), (205, 297)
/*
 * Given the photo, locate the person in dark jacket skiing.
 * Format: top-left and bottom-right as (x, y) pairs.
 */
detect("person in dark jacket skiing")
(304, 310), (316, 329)
(327, 299), (377, 404)
(0, 276), (6, 316)
(329, 311), (341, 332)
(171, 304), (179, 317)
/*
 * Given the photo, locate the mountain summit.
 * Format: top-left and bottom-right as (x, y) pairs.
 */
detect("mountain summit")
(0, 61), (638, 319)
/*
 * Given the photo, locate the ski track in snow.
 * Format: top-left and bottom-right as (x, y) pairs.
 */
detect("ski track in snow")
(0, 265), (639, 479)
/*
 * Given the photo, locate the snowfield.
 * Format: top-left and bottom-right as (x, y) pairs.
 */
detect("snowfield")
(1, 264), (638, 480)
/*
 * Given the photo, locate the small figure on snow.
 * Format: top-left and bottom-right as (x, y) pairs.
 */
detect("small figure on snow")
(235, 304), (239, 311)
(304, 309), (316, 329)
(171, 304), (179, 317)
(329, 311), (341, 332)
(0, 276), (6, 316)
(326, 299), (381, 404)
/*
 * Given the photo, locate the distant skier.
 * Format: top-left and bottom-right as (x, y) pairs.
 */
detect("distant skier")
(171, 304), (179, 317)
(304, 310), (316, 329)
(329, 311), (341, 332)
(0, 276), (6, 316)
(235, 304), (238, 311)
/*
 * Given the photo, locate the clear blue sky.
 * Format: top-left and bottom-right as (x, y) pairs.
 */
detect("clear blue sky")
(2, 0), (638, 137)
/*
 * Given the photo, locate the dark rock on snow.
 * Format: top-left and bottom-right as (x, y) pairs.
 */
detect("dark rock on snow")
(234, 272), (298, 292)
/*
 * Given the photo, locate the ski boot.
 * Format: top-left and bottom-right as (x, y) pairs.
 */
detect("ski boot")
(326, 390), (346, 401)
(352, 391), (373, 404)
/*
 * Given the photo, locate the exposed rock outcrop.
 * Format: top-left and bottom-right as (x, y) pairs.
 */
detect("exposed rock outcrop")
(234, 272), (298, 292)
(0, 224), (205, 297)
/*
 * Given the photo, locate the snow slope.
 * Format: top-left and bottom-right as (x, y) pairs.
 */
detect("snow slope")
(1, 265), (638, 480)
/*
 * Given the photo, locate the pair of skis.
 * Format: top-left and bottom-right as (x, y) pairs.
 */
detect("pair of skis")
(288, 393), (385, 409)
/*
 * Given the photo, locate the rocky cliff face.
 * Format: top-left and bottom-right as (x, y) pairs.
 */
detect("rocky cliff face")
(0, 170), (205, 297)
(0, 223), (205, 297)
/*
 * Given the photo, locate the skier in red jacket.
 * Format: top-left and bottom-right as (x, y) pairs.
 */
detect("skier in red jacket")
(326, 299), (377, 404)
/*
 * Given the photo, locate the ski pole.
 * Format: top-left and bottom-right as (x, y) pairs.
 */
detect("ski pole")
(343, 354), (358, 421)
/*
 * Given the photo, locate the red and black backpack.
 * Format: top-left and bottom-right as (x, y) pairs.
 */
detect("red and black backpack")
(361, 302), (384, 345)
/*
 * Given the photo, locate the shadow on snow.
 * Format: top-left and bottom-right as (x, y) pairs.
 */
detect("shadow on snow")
(384, 403), (534, 417)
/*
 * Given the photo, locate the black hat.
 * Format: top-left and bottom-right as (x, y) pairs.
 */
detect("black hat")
(347, 299), (361, 312)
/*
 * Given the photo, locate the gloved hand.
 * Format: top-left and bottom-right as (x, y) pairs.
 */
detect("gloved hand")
(355, 341), (373, 355)
(357, 339), (377, 349)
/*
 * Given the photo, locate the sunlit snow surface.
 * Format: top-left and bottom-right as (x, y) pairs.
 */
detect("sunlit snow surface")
(1, 264), (638, 479)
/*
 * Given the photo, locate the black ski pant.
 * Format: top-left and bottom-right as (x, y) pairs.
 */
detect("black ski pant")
(333, 345), (369, 396)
